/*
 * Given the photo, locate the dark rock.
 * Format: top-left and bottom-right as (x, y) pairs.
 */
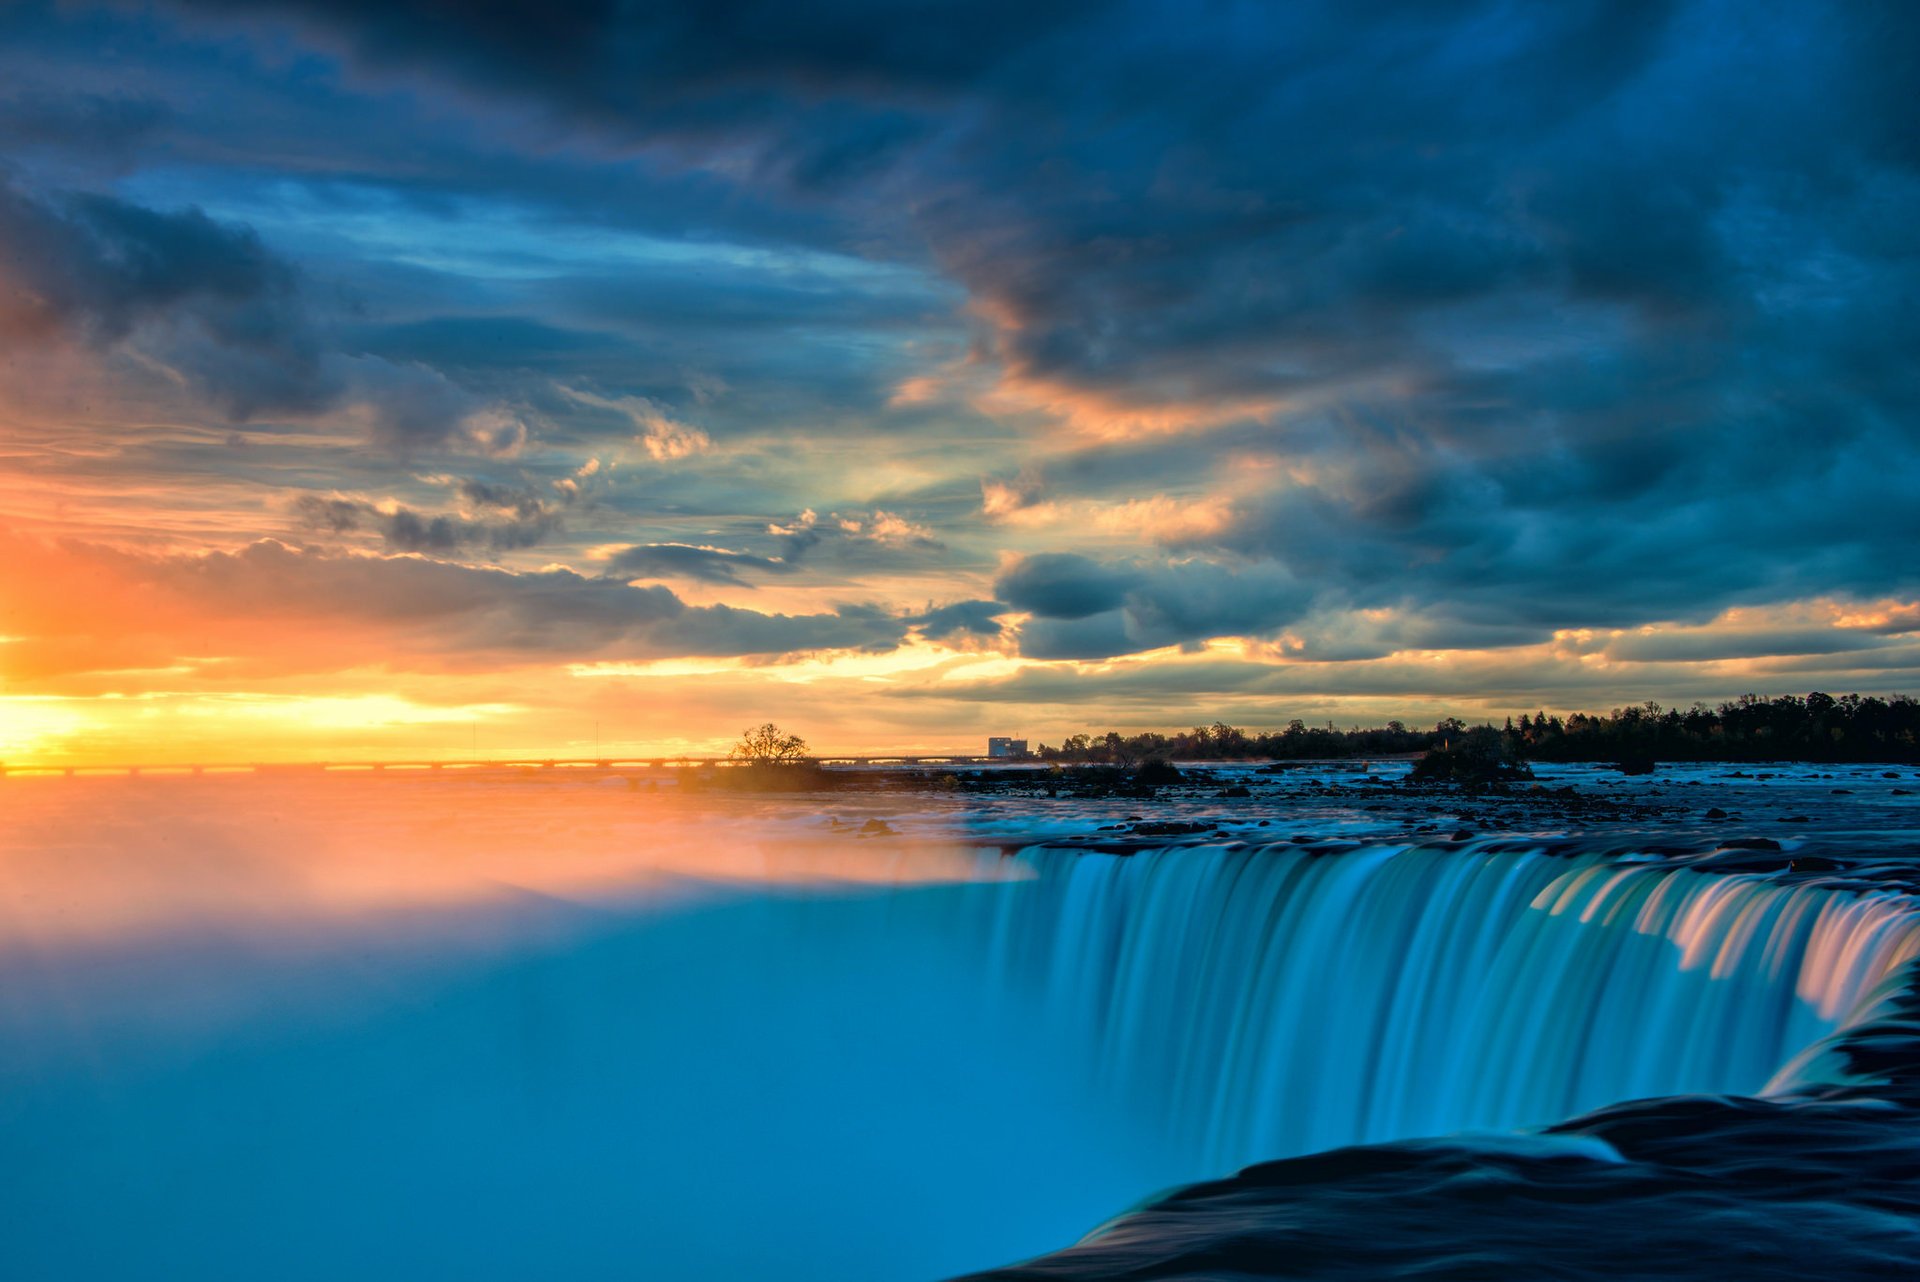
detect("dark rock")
(1611, 750), (1658, 776)
(1134, 759), (1183, 787)
(1131, 820), (1213, 837)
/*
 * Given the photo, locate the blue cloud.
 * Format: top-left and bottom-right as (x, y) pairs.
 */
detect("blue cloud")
(4, 0), (1918, 676)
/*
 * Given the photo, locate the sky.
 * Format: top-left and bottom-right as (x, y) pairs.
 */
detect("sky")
(1, 0), (1917, 763)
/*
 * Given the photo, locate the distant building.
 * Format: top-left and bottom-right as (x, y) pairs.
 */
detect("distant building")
(987, 737), (1029, 759)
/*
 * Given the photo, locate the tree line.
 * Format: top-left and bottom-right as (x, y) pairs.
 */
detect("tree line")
(1028, 693), (1920, 765)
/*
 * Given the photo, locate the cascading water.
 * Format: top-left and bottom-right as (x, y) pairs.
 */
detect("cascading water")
(10, 768), (1920, 1281)
(953, 827), (1920, 1282)
(967, 839), (1920, 1174)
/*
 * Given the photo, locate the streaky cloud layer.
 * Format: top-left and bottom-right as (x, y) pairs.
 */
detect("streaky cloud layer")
(1, 0), (1917, 759)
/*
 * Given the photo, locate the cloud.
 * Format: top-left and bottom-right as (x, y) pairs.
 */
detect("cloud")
(0, 90), (173, 167)
(910, 599), (1005, 641)
(996, 553), (1311, 659)
(904, 638), (1920, 716)
(839, 510), (933, 544)
(1602, 627), (1896, 664)
(4, 0), (1920, 729)
(979, 480), (1236, 544)
(153, 0), (1920, 639)
(558, 387), (711, 460)
(601, 543), (790, 586)
(0, 529), (916, 682)
(0, 172), (530, 450)
(289, 473), (587, 555)
(995, 553), (1130, 620)
(0, 172), (299, 347)
(156, 0), (1097, 156)
(641, 417), (711, 461)
(291, 493), (563, 554)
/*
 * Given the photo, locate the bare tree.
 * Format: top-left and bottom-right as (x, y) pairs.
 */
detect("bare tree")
(729, 723), (812, 766)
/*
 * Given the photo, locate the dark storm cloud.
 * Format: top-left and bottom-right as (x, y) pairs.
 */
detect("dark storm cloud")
(0, 172), (523, 450)
(13, 0), (1920, 665)
(997, 554), (1310, 660)
(0, 174), (296, 345)
(995, 554), (1129, 620)
(157, 0), (1096, 145)
(123, 0), (1920, 632)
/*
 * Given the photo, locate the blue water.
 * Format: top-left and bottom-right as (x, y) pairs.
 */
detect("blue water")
(4, 766), (1920, 1280)
(1, 884), (1168, 1280)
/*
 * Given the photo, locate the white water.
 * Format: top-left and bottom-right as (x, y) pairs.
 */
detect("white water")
(972, 842), (1920, 1172)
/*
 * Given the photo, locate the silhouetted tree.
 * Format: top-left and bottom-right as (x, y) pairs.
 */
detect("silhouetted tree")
(1411, 725), (1533, 784)
(729, 723), (812, 766)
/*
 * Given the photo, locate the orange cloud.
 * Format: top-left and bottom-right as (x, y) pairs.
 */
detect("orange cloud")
(976, 371), (1285, 439)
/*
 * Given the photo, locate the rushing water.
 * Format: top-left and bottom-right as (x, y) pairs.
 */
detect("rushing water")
(972, 842), (1920, 1172)
(4, 763), (1920, 1279)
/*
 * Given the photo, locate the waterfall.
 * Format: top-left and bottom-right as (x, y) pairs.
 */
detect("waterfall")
(972, 839), (1920, 1173)
(15, 782), (1920, 1282)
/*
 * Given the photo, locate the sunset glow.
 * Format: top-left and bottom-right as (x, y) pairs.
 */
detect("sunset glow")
(2, 2), (1917, 766)
(9, 10), (1920, 1282)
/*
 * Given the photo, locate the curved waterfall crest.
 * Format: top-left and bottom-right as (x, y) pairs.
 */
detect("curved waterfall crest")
(974, 837), (1920, 1172)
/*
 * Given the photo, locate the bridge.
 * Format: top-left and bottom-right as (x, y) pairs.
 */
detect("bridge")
(0, 754), (1027, 779)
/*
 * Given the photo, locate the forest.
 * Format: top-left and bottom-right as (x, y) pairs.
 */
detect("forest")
(1029, 693), (1920, 765)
